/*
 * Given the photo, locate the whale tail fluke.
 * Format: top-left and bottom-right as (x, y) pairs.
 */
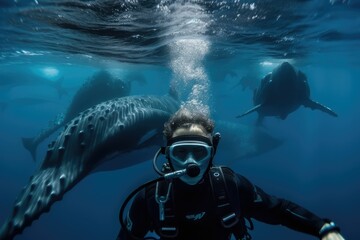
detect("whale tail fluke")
(21, 137), (37, 162)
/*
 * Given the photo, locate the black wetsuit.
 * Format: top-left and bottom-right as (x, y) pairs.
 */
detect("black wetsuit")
(118, 167), (326, 240)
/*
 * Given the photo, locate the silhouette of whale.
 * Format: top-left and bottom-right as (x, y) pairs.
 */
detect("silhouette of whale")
(236, 62), (338, 125)
(0, 69), (67, 98)
(21, 70), (131, 161)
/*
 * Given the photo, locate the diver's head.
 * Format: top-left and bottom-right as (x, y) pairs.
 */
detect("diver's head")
(163, 108), (218, 185)
(163, 107), (214, 141)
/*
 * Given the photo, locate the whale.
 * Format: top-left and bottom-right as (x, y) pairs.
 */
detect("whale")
(236, 62), (338, 125)
(0, 69), (67, 98)
(21, 70), (131, 161)
(0, 93), (179, 240)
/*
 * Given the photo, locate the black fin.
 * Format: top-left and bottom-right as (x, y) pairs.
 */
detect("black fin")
(236, 104), (262, 118)
(303, 99), (338, 117)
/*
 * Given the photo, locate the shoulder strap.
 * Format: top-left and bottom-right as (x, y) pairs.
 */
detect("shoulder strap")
(209, 166), (252, 240)
(154, 180), (178, 238)
(209, 166), (240, 228)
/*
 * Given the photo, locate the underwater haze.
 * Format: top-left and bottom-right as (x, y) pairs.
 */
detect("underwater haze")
(0, 0), (359, 239)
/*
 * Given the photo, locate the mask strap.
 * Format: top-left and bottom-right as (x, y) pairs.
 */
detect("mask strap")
(212, 132), (221, 156)
(153, 147), (167, 176)
(166, 135), (213, 146)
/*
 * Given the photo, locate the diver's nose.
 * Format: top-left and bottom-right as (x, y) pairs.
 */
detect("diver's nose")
(185, 153), (197, 164)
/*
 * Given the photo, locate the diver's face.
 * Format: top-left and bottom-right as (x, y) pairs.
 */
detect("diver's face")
(168, 124), (213, 185)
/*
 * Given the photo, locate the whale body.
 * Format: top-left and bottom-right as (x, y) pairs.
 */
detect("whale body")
(21, 70), (131, 161)
(236, 62), (338, 125)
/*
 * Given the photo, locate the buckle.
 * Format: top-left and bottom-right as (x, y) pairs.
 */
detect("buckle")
(160, 226), (178, 238)
(221, 213), (239, 228)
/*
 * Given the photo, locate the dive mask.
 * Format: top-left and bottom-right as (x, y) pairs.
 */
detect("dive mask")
(166, 135), (214, 185)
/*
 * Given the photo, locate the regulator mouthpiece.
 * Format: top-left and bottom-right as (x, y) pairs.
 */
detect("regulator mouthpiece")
(186, 164), (200, 177)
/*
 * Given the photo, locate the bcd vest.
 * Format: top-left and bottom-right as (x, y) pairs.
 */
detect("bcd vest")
(145, 166), (253, 240)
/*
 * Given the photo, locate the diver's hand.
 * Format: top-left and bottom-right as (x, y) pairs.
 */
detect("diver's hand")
(321, 231), (345, 240)
(320, 223), (345, 240)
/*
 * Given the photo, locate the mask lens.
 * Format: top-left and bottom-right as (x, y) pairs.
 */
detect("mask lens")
(192, 146), (208, 160)
(169, 141), (212, 162)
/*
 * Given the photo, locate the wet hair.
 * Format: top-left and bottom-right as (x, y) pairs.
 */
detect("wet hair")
(163, 107), (215, 141)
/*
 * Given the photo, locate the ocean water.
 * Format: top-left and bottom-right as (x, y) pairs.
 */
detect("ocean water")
(0, 0), (359, 239)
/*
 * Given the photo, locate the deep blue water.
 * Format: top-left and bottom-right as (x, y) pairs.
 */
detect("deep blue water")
(0, 0), (359, 239)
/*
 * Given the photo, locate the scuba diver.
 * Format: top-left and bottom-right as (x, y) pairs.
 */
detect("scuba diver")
(117, 107), (345, 240)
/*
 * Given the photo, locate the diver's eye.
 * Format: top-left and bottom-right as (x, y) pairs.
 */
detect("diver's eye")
(192, 147), (208, 160)
(172, 147), (188, 160)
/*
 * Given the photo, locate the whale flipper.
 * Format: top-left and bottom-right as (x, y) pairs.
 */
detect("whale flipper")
(0, 94), (179, 240)
(303, 99), (338, 117)
(236, 104), (262, 118)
